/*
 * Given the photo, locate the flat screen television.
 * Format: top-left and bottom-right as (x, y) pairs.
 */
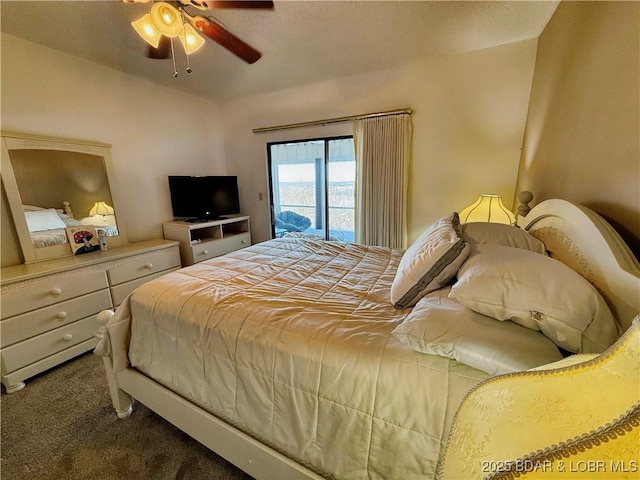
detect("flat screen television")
(168, 175), (240, 221)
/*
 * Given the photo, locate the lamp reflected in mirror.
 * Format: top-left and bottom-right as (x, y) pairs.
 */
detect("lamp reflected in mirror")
(89, 201), (114, 216)
(86, 201), (117, 231)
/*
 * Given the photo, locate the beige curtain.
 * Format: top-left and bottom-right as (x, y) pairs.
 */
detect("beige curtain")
(353, 113), (412, 249)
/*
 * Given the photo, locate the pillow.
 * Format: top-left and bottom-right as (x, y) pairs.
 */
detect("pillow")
(59, 213), (82, 227)
(393, 287), (563, 375)
(450, 244), (620, 353)
(24, 209), (67, 232)
(390, 212), (469, 308)
(81, 215), (108, 226)
(461, 222), (547, 255)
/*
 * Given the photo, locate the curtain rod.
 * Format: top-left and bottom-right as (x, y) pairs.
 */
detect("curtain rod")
(252, 108), (413, 134)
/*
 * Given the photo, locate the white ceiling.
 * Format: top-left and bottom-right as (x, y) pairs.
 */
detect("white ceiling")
(1, 0), (560, 102)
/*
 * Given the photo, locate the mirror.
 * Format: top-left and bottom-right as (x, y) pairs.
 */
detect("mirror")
(1, 131), (128, 263)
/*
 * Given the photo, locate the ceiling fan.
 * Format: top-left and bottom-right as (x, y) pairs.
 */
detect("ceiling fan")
(124, 0), (273, 71)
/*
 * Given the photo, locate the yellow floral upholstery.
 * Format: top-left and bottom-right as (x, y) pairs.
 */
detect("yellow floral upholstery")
(440, 316), (640, 479)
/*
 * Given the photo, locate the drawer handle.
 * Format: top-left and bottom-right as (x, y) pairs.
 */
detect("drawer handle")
(63, 334), (73, 342)
(57, 312), (68, 320)
(144, 263), (154, 269)
(201, 250), (209, 255)
(241, 239), (247, 244)
(50, 287), (62, 296)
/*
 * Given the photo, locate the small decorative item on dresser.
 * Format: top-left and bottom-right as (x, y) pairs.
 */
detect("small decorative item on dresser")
(97, 228), (108, 251)
(65, 226), (101, 255)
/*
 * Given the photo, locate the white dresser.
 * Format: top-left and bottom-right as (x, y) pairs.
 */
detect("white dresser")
(0, 239), (180, 393)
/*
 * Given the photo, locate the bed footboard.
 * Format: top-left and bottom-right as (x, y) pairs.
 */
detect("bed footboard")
(96, 310), (133, 419)
(94, 310), (322, 479)
(116, 367), (323, 479)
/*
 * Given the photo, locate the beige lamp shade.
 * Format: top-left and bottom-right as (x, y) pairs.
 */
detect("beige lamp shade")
(459, 194), (516, 225)
(131, 13), (162, 48)
(132, 2), (205, 55)
(89, 201), (114, 216)
(179, 23), (205, 54)
(150, 2), (184, 37)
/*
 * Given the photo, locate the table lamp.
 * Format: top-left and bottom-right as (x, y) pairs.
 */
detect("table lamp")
(459, 194), (515, 225)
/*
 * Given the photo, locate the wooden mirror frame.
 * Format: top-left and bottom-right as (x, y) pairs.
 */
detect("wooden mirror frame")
(1, 131), (129, 263)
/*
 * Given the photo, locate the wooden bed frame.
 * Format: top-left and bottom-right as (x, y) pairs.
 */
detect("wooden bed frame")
(97, 198), (640, 480)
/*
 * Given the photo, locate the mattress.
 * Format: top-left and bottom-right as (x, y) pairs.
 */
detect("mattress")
(106, 236), (489, 479)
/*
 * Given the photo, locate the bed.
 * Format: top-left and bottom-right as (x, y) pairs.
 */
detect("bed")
(24, 202), (118, 248)
(95, 198), (640, 480)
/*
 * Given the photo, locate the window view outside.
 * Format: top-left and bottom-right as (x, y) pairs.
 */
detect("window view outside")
(269, 137), (355, 242)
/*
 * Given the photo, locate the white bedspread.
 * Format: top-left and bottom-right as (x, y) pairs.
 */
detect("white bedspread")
(101, 236), (489, 479)
(30, 227), (68, 247)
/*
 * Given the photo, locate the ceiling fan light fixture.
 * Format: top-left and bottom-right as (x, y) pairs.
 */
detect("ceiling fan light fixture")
(179, 23), (205, 54)
(126, 0), (269, 68)
(151, 2), (184, 37)
(131, 13), (161, 48)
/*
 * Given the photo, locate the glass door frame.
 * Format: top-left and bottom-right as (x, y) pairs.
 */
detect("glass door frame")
(267, 135), (354, 240)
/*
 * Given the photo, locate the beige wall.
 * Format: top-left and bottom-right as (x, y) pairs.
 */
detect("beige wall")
(1, 34), (539, 265)
(1, 33), (226, 267)
(221, 39), (538, 243)
(516, 1), (640, 256)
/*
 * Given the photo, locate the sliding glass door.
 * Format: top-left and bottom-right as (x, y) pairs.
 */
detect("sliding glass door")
(268, 136), (355, 241)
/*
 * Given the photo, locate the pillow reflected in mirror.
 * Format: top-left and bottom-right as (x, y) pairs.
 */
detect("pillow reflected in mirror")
(24, 209), (67, 232)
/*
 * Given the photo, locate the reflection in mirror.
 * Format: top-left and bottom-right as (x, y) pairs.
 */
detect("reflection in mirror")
(1, 131), (128, 264)
(10, 149), (119, 249)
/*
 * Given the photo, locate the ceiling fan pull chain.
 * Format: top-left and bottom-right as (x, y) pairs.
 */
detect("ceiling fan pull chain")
(170, 38), (178, 77)
(180, 9), (194, 74)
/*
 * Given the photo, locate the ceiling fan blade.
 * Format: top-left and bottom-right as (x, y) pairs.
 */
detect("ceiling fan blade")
(199, 21), (262, 64)
(147, 36), (171, 59)
(198, 1), (273, 9)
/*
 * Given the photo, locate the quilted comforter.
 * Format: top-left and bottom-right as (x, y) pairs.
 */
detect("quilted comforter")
(102, 236), (489, 479)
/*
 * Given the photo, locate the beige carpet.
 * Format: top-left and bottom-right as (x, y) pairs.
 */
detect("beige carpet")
(1, 352), (253, 480)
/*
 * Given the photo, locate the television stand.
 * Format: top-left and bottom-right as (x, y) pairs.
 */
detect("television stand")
(163, 216), (251, 266)
(185, 217), (224, 223)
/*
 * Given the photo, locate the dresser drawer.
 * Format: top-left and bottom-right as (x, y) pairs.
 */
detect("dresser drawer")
(107, 247), (181, 286)
(194, 233), (251, 262)
(222, 232), (251, 253)
(110, 267), (180, 307)
(1, 270), (109, 319)
(1, 289), (112, 348)
(192, 242), (219, 262)
(1, 315), (99, 374)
